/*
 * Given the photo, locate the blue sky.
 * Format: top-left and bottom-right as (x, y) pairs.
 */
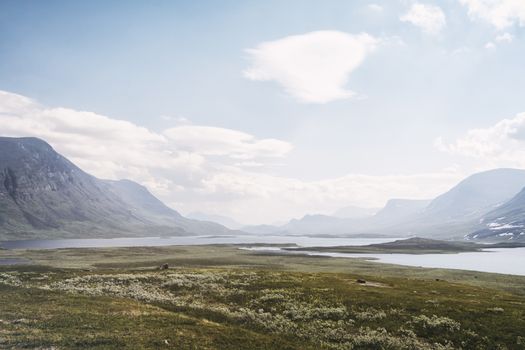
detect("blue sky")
(1, 0), (525, 223)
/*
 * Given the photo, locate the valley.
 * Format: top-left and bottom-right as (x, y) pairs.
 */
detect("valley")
(2, 2), (525, 348)
(1, 244), (525, 349)
(1, 135), (525, 349)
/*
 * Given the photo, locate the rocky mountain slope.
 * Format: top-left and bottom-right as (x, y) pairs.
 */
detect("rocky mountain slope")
(420, 168), (525, 223)
(371, 199), (431, 226)
(360, 169), (525, 239)
(187, 212), (243, 230)
(467, 187), (525, 241)
(243, 169), (525, 239)
(385, 169), (525, 239)
(0, 137), (231, 239)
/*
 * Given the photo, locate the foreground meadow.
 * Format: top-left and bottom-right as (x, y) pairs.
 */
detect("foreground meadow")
(1, 245), (525, 349)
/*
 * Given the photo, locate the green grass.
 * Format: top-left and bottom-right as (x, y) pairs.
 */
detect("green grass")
(0, 282), (302, 349)
(1, 245), (525, 349)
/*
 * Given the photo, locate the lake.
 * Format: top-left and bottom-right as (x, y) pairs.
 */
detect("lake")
(0, 258), (32, 265)
(274, 247), (525, 276)
(1, 235), (524, 276)
(0, 235), (399, 250)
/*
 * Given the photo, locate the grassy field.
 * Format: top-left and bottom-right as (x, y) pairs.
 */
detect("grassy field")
(1, 245), (525, 349)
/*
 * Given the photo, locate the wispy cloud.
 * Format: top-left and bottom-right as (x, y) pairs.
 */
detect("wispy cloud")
(495, 32), (513, 43)
(367, 4), (384, 12)
(243, 31), (378, 104)
(0, 90), (462, 223)
(163, 125), (291, 159)
(436, 112), (525, 168)
(400, 3), (446, 34)
(160, 115), (190, 124)
(484, 41), (496, 49)
(0, 89), (291, 200)
(460, 0), (525, 29)
(484, 32), (512, 49)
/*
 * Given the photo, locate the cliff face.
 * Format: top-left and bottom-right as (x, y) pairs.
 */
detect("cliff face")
(0, 137), (231, 239)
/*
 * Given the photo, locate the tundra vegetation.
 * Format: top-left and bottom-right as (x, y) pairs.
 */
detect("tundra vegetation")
(1, 245), (525, 349)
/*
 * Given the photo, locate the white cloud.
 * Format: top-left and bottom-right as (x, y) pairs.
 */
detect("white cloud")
(198, 169), (462, 223)
(436, 112), (525, 168)
(163, 125), (292, 159)
(495, 32), (513, 43)
(367, 4), (384, 12)
(400, 3), (446, 34)
(0, 90), (290, 197)
(0, 90), (463, 224)
(243, 31), (378, 104)
(484, 32), (513, 49)
(160, 115), (190, 124)
(448, 46), (471, 56)
(234, 161), (265, 168)
(460, 0), (525, 29)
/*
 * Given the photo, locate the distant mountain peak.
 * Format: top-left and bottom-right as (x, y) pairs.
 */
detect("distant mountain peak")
(423, 168), (525, 222)
(186, 212), (243, 230)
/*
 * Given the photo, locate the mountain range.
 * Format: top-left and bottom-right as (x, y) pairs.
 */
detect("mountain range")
(2, 136), (525, 241)
(243, 169), (525, 241)
(242, 198), (432, 236)
(186, 212), (244, 230)
(0, 137), (233, 240)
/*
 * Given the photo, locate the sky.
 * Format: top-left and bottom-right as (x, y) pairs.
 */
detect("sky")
(1, 0), (525, 224)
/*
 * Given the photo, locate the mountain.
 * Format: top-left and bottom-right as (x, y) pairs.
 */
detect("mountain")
(0, 136), (232, 239)
(105, 179), (184, 220)
(467, 187), (525, 241)
(187, 212), (243, 230)
(241, 214), (350, 235)
(332, 205), (378, 219)
(240, 224), (284, 235)
(371, 199), (431, 226)
(242, 199), (430, 236)
(104, 179), (232, 236)
(252, 199), (430, 236)
(420, 168), (525, 223)
(374, 169), (525, 239)
(281, 214), (348, 235)
(246, 169), (525, 238)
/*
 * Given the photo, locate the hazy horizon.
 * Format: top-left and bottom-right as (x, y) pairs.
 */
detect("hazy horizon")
(2, 0), (525, 224)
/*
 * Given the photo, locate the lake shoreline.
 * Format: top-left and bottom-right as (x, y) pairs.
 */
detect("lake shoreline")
(2, 236), (524, 275)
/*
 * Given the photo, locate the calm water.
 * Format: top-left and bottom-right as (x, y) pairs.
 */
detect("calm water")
(2, 235), (524, 276)
(0, 258), (32, 265)
(0, 235), (399, 250)
(290, 247), (525, 276)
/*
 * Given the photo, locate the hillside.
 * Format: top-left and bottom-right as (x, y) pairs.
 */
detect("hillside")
(0, 137), (231, 239)
(187, 212), (243, 230)
(367, 169), (525, 239)
(468, 187), (525, 241)
(372, 199), (430, 224)
(421, 168), (525, 223)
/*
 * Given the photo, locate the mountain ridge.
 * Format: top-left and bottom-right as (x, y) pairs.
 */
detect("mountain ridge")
(0, 136), (233, 239)
(468, 187), (525, 241)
